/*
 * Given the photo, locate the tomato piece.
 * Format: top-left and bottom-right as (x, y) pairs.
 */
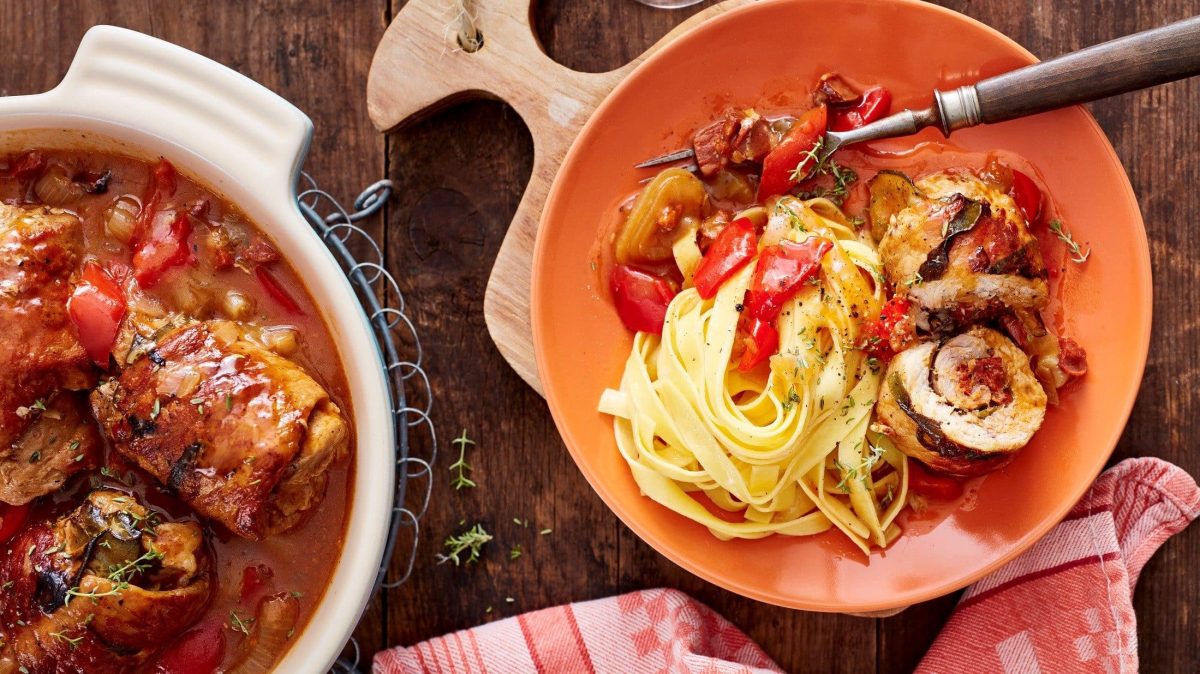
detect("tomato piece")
(12, 151), (46, 182)
(861, 296), (912, 357)
(1009, 169), (1043, 226)
(737, 318), (779, 372)
(757, 105), (827, 201)
(692, 217), (757, 299)
(610, 265), (677, 335)
(744, 238), (832, 321)
(0, 503), (30, 544)
(908, 461), (964, 500)
(240, 563), (275, 602)
(133, 211), (193, 287)
(68, 262), (127, 366)
(151, 621), (226, 674)
(828, 86), (893, 131)
(256, 267), (305, 315)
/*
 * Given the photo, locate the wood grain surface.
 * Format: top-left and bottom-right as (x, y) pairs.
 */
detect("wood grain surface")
(2, 1), (1197, 672)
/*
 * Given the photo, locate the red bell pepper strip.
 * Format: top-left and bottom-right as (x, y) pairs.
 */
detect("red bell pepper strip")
(827, 86), (892, 132)
(744, 238), (832, 321)
(133, 159), (178, 245)
(737, 318), (779, 372)
(1009, 169), (1042, 226)
(692, 217), (757, 299)
(757, 105), (828, 201)
(908, 460), (964, 500)
(132, 210), (193, 287)
(0, 502), (30, 545)
(256, 266), (305, 315)
(68, 261), (127, 366)
(610, 265), (677, 335)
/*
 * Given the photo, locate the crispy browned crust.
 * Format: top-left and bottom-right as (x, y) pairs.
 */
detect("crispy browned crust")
(91, 321), (349, 539)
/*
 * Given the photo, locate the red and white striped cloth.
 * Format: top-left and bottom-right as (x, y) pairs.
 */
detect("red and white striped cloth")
(375, 458), (1199, 674)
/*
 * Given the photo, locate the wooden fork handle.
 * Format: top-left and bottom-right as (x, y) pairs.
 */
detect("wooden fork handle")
(969, 15), (1200, 124)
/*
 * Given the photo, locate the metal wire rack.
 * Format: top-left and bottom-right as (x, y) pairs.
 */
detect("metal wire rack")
(294, 176), (437, 674)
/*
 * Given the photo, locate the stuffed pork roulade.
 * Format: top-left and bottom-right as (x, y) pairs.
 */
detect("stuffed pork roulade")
(0, 491), (212, 673)
(875, 325), (1047, 477)
(92, 319), (349, 540)
(873, 170), (1048, 333)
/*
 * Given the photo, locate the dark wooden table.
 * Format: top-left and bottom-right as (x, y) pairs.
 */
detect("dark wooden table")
(6, 1), (1198, 671)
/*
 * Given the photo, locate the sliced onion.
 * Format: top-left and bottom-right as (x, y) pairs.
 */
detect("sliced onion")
(261, 326), (298, 356)
(222, 290), (255, 320)
(104, 195), (141, 244)
(226, 593), (300, 674)
(208, 320), (242, 346)
(34, 165), (82, 206)
(171, 279), (214, 317)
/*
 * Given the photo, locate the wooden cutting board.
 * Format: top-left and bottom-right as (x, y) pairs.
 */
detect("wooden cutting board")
(366, 0), (754, 396)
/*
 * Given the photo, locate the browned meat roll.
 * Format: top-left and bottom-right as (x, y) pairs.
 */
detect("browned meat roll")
(0, 204), (99, 504)
(0, 491), (212, 674)
(91, 320), (349, 540)
(873, 170), (1048, 332)
(875, 326), (1048, 477)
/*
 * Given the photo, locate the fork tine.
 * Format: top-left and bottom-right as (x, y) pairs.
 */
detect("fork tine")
(639, 162), (698, 183)
(634, 147), (696, 169)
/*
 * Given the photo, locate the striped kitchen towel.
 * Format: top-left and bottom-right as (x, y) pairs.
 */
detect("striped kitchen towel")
(917, 457), (1200, 674)
(375, 458), (1199, 674)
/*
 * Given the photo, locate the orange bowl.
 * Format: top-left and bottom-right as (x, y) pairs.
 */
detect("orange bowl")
(531, 0), (1151, 611)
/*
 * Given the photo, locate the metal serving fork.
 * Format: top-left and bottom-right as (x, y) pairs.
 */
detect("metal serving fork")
(635, 15), (1200, 170)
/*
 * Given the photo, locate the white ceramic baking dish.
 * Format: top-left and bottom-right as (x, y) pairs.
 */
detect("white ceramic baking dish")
(0, 25), (395, 672)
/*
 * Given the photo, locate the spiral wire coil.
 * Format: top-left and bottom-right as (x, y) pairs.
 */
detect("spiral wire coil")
(294, 176), (436, 673)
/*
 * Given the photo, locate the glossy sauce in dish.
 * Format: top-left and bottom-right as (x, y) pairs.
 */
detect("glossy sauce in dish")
(0, 149), (353, 673)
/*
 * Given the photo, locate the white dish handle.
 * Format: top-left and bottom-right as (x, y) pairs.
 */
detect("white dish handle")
(1, 25), (312, 199)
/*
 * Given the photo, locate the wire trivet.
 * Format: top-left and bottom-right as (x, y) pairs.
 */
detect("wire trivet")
(295, 176), (436, 673)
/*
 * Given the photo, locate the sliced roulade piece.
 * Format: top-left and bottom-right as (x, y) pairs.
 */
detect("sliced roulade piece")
(875, 326), (1047, 477)
(873, 170), (1048, 332)
(91, 319), (349, 540)
(0, 491), (212, 674)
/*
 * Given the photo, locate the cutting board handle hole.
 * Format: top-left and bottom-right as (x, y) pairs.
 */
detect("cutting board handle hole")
(457, 30), (484, 53)
(453, 0), (484, 53)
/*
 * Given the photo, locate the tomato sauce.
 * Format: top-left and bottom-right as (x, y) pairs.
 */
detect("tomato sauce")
(0, 149), (355, 672)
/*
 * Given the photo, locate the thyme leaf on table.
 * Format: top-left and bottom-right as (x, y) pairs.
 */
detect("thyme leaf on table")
(437, 524), (492, 566)
(450, 429), (477, 490)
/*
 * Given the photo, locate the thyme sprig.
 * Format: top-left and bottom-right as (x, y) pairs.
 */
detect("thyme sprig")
(107, 548), (163, 584)
(834, 443), (886, 493)
(437, 523), (492, 566)
(228, 610), (255, 635)
(50, 630), (85, 650)
(789, 137), (859, 204)
(66, 584), (127, 605)
(450, 429), (477, 490)
(1048, 219), (1091, 264)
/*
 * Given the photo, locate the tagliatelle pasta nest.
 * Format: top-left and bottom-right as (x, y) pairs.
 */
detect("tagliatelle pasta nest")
(600, 197), (908, 553)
